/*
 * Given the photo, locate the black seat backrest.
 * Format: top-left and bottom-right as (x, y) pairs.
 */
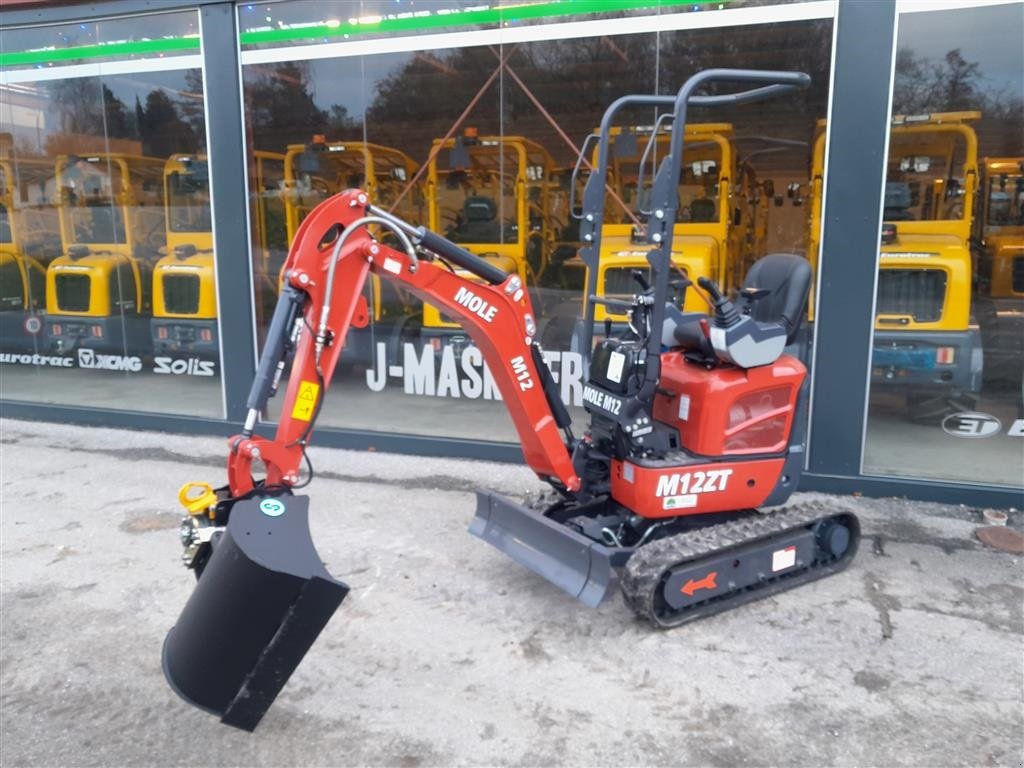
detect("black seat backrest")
(742, 253), (811, 344)
(464, 195), (496, 222)
(690, 198), (716, 222)
(455, 195), (501, 243)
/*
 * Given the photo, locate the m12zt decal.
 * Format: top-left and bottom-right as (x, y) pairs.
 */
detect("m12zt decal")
(454, 286), (498, 323)
(510, 355), (534, 391)
(582, 385), (622, 415)
(657, 468), (733, 510)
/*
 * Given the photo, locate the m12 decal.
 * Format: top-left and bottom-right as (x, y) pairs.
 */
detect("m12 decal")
(510, 355), (534, 391)
(656, 468), (733, 510)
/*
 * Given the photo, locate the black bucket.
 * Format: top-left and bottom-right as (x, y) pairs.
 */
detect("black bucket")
(162, 494), (348, 731)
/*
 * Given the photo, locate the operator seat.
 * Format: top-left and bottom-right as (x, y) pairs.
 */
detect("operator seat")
(454, 196), (501, 243)
(742, 252), (812, 345)
(883, 181), (914, 221)
(663, 253), (811, 351)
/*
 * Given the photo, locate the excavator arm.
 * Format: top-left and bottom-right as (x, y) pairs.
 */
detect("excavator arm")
(164, 188), (580, 731)
(227, 188), (580, 497)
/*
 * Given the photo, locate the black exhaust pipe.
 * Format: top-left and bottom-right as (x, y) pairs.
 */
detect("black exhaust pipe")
(162, 494), (348, 731)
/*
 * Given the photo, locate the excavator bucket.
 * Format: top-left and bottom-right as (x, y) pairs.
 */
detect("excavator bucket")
(470, 490), (627, 607)
(162, 494), (348, 731)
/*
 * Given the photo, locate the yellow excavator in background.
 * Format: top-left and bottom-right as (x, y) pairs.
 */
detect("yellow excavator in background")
(418, 130), (557, 355)
(872, 112), (984, 421)
(974, 156), (1023, 392)
(0, 156), (61, 352)
(45, 153), (165, 355)
(544, 123), (760, 353)
(282, 137), (421, 366)
(150, 151), (288, 361)
(151, 155), (215, 357)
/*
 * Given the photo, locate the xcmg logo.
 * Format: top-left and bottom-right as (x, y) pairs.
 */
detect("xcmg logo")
(77, 348), (143, 372)
(154, 356), (216, 377)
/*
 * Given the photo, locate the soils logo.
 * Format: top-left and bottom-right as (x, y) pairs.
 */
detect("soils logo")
(154, 356), (216, 377)
(941, 411), (1002, 439)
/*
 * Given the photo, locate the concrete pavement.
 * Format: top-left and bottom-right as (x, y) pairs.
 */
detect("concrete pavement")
(0, 417), (1021, 767)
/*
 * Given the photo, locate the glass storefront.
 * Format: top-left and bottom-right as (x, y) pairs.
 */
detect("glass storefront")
(0, 11), (222, 417)
(239, 0), (836, 441)
(863, 1), (1024, 487)
(1, 0), (1017, 500)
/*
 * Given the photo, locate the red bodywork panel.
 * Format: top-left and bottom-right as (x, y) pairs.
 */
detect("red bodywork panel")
(227, 190), (580, 496)
(611, 456), (787, 519)
(653, 351), (806, 457)
(615, 352), (806, 519)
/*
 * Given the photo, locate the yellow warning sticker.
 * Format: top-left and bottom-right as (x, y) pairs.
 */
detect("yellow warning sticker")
(291, 380), (320, 422)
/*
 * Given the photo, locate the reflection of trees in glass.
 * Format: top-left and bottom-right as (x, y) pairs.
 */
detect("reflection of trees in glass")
(48, 80), (134, 145)
(894, 48), (1023, 156)
(245, 61), (359, 151)
(135, 90), (199, 157)
(360, 21), (832, 170)
(181, 70), (208, 144)
(45, 78), (201, 157)
(364, 39), (672, 167)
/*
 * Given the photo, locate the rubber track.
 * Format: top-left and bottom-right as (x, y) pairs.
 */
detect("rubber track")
(620, 501), (856, 628)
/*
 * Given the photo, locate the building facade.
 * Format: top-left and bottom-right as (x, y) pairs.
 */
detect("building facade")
(1, 0), (1021, 506)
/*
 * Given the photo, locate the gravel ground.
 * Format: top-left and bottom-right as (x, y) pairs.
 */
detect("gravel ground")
(1, 417), (1021, 767)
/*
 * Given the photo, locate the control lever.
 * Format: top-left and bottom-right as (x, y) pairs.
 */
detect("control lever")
(697, 276), (741, 328)
(588, 294), (633, 315)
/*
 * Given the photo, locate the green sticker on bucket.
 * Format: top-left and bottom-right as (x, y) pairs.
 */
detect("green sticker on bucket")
(260, 499), (286, 517)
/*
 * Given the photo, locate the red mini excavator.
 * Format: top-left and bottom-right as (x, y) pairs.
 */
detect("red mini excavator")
(163, 69), (859, 731)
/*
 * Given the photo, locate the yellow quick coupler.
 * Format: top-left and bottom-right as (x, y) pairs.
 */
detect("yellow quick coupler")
(178, 482), (218, 518)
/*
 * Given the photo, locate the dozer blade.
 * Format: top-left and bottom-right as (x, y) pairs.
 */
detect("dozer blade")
(470, 490), (627, 607)
(163, 494), (348, 731)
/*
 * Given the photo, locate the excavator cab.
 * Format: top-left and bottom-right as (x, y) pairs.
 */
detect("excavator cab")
(45, 154), (165, 354)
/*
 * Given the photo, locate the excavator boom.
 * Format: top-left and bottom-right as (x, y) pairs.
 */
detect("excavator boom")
(227, 189), (579, 497)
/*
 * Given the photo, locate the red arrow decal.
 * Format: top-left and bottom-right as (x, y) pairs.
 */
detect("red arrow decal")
(681, 571), (718, 596)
